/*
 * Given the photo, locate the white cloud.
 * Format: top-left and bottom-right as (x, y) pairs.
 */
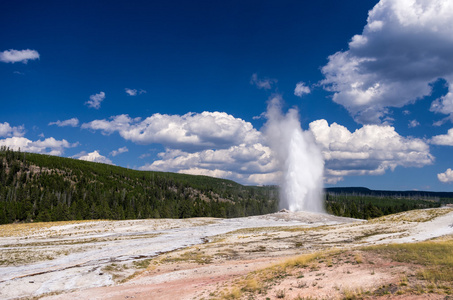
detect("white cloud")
(125, 88), (146, 96)
(77, 150), (113, 165)
(140, 143), (279, 185)
(83, 111), (273, 184)
(48, 118), (79, 127)
(320, 0), (453, 124)
(0, 137), (77, 155)
(139, 153), (152, 159)
(250, 73), (277, 90)
(408, 119), (420, 128)
(0, 49), (40, 63)
(85, 92), (105, 109)
(141, 117), (433, 186)
(85, 109), (276, 184)
(0, 122), (25, 137)
(125, 88), (137, 96)
(309, 119), (434, 183)
(438, 168), (453, 183)
(430, 128), (453, 145)
(430, 82), (453, 123)
(294, 82), (311, 97)
(82, 112), (261, 152)
(81, 109), (437, 185)
(110, 146), (128, 157)
(177, 167), (236, 180)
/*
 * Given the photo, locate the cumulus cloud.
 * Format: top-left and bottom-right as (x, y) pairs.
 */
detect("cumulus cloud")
(125, 88), (146, 96)
(77, 150), (113, 165)
(430, 128), (453, 145)
(0, 49), (40, 63)
(250, 73), (277, 90)
(82, 111), (277, 184)
(0, 122), (25, 137)
(309, 119), (434, 183)
(82, 112), (261, 152)
(85, 92), (105, 109)
(294, 82), (311, 97)
(321, 0), (453, 124)
(140, 143), (278, 185)
(0, 137), (77, 155)
(81, 107), (438, 185)
(48, 118), (79, 127)
(81, 110), (280, 184)
(430, 82), (453, 123)
(438, 168), (453, 183)
(140, 118), (433, 185)
(110, 146), (128, 157)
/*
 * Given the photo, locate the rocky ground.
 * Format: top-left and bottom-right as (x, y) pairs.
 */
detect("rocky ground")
(0, 208), (452, 299)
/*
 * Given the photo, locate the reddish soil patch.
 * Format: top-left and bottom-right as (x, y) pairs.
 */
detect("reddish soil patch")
(45, 250), (451, 300)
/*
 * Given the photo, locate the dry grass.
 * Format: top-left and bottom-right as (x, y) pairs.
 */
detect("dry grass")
(160, 249), (213, 265)
(0, 220), (102, 238)
(218, 235), (453, 299)
(363, 236), (453, 296)
(342, 286), (364, 300)
(218, 250), (336, 299)
(280, 252), (323, 269)
(372, 207), (453, 224)
(366, 238), (453, 282)
(132, 258), (152, 269)
(354, 253), (363, 264)
(0, 245), (93, 266)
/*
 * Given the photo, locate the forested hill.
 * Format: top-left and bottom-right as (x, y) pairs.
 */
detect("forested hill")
(0, 148), (278, 224)
(326, 187), (453, 200)
(324, 186), (448, 220)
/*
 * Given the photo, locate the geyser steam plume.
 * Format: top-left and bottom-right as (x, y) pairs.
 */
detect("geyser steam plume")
(264, 96), (324, 212)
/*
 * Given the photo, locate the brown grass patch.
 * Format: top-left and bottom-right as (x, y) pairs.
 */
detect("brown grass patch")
(0, 220), (104, 238)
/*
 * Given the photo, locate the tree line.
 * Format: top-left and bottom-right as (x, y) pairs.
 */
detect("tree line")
(0, 147), (278, 224)
(325, 192), (441, 219)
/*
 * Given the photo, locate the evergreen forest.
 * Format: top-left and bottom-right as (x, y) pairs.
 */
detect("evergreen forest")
(0, 148), (278, 224)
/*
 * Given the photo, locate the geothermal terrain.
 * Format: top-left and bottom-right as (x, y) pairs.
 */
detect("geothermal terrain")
(1, 207), (453, 300)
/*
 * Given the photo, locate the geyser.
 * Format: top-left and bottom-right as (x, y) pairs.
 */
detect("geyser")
(264, 96), (324, 212)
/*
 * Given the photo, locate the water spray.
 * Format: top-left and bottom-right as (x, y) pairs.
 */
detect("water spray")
(263, 95), (324, 212)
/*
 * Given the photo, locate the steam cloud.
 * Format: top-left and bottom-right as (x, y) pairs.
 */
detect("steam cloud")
(263, 96), (324, 212)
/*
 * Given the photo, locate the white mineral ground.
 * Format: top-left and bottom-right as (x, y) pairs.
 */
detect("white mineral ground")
(0, 208), (452, 299)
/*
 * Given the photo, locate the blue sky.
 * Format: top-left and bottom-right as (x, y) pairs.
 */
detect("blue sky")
(2, 0), (453, 191)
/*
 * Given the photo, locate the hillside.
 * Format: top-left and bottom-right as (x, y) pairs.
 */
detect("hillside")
(326, 186), (453, 201)
(0, 147), (278, 224)
(0, 148), (447, 225)
(324, 187), (445, 219)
